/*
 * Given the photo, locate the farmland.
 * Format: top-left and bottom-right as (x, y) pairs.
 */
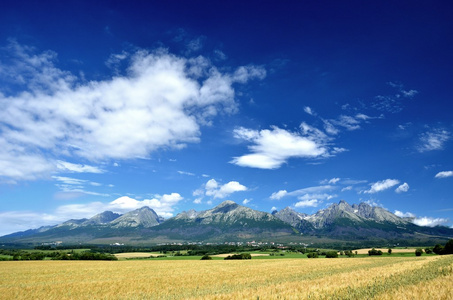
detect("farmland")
(1, 255), (452, 299)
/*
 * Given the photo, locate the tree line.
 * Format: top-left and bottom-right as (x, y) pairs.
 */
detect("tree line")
(0, 249), (117, 261)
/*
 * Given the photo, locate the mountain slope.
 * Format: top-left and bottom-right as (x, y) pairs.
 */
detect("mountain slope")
(273, 200), (453, 242)
(153, 200), (295, 241)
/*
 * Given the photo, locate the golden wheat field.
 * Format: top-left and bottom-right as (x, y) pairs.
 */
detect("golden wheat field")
(1, 255), (452, 299)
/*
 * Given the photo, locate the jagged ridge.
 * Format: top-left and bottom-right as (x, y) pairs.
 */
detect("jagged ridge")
(1, 200), (452, 245)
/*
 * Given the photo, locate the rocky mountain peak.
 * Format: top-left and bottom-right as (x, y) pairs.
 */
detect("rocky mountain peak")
(174, 209), (199, 220)
(212, 200), (239, 214)
(83, 211), (121, 225)
(273, 207), (310, 229)
(109, 206), (162, 228)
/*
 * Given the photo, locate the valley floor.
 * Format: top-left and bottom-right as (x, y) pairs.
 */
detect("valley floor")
(1, 255), (452, 299)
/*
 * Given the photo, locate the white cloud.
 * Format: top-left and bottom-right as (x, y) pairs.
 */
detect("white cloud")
(52, 176), (87, 186)
(401, 89), (418, 98)
(328, 178), (340, 184)
(295, 199), (319, 208)
(242, 199), (251, 205)
(271, 186), (335, 208)
(231, 124), (328, 169)
(204, 179), (247, 199)
(412, 217), (449, 227)
(341, 186), (353, 192)
(394, 209), (449, 227)
(394, 210), (416, 218)
(0, 41), (265, 182)
(270, 190), (288, 200)
(418, 128), (450, 152)
(372, 83), (418, 113)
(322, 113), (376, 136)
(364, 179), (400, 194)
(177, 170), (195, 176)
(107, 193), (183, 217)
(56, 161), (105, 174)
(395, 182), (409, 193)
(299, 193), (335, 200)
(355, 113), (371, 120)
(52, 176), (108, 198)
(193, 198), (202, 204)
(304, 106), (315, 116)
(435, 171), (453, 178)
(323, 120), (340, 135)
(331, 115), (361, 131)
(332, 147), (348, 154)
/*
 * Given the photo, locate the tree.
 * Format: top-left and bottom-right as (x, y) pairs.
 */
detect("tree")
(443, 239), (453, 254)
(387, 248), (392, 255)
(415, 248), (423, 256)
(433, 244), (444, 255)
(368, 248), (383, 256)
(201, 254), (212, 260)
(224, 253), (251, 260)
(307, 252), (318, 258)
(325, 251), (338, 258)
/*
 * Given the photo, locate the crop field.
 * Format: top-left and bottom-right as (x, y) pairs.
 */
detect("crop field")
(1, 255), (452, 299)
(354, 248), (416, 255)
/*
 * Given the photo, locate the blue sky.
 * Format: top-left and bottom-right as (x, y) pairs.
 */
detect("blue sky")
(0, 0), (452, 236)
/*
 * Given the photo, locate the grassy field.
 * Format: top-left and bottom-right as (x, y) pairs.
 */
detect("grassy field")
(1, 255), (452, 299)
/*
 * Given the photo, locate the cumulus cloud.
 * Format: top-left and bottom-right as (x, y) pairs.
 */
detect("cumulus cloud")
(412, 217), (449, 227)
(417, 128), (450, 152)
(395, 182), (410, 193)
(270, 185), (335, 208)
(393, 210), (448, 227)
(203, 179), (247, 199)
(435, 171), (453, 178)
(107, 194), (183, 217)
(394, 210), (416, 218)
(0, 41), (265, 182)
(231, 124), (328, 169)
(295, 199), (319, 208)
(364, 179), (400, 194)
(295, 193), (335, 208)
(270, 190), (288, 200)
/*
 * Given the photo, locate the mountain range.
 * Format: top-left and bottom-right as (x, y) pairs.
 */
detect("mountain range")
(1, 200), (452, 246)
